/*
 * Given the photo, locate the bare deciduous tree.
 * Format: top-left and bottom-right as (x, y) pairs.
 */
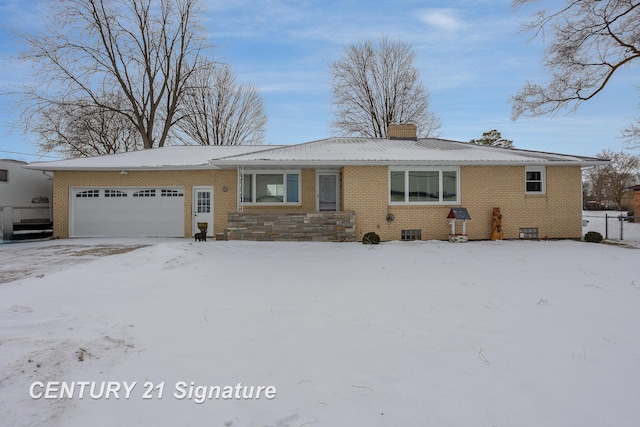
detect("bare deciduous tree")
(470, 129), (514, 148)
(584, 149), (639, 208)
(330, 37), (441, 138)
(36, 94), (142, 158)
(177, 63), (267, 145)
(15, 0), (208, 153)
(622, 122), (640, 148)
(511, 1), (640, 147)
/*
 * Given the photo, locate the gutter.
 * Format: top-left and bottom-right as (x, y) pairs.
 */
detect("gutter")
(23, 159), (610, 171)
(22, 165), (222, 172)
(208, 159), (611, 168)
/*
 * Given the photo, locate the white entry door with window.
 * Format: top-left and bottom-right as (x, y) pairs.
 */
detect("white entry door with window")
(316, 172), (340, 211)
(193, 186), (214, 236)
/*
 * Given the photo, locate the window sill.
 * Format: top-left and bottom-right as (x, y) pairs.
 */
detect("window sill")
(242, 203), (302, 207)
(389, 201), (461, 206)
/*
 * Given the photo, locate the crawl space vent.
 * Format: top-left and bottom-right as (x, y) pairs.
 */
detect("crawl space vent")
(519, 228), (539, 239)
(401, 229), (422, 241)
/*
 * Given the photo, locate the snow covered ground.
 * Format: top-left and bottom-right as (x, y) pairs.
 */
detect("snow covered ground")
(582, 210), (640, 244)
(1, 238), (639, 427)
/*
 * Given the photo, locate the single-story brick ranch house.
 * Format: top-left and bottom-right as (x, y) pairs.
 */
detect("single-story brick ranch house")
(26, 124), (606, 242)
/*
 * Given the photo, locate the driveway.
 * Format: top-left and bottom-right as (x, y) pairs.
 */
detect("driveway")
(0, 239), (149, 284)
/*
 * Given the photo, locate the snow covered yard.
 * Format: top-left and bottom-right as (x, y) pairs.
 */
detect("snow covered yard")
(0, 239), (639, 427)
(582, 210), (640, 245)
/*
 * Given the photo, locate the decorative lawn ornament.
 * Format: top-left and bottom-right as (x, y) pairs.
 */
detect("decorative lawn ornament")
(362, 231), (381, 244)
(447, 208), (471, 243)
(491, 207), (504, 241)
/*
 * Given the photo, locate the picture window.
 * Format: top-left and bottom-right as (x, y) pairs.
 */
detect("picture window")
(242, 171), (301, 204)
(390, 168), (459, 204)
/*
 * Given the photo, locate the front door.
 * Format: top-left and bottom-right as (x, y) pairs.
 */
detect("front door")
(317, 172), (340, 211)
(193, 186), (214, 236)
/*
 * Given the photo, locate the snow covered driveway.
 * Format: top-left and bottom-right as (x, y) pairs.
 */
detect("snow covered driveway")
(1, 239), (638, 426)
(0, 239), (149, 284)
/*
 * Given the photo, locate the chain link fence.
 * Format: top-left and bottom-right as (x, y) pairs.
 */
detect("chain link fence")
(582, 211), (640, 244)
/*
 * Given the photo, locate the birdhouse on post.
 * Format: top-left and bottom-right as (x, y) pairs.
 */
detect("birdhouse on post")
(447, 208), (471, 243)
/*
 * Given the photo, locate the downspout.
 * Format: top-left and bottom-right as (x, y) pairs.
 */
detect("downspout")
(237, 166), (244, 212)
(43, 171), (54, 222)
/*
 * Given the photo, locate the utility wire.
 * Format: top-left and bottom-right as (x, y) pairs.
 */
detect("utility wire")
(0, 149), (62, 159)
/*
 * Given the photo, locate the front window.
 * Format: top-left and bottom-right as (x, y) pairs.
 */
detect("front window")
(390, 171), (405, 202)
(286, 174), (299, 203)
(389, 167), (459, 204)
(256, 174), (284, 202)
(409, 170), (439, 202)
(443, 171), (458, 201)
(242, 174), (253, 202)
(525, 166), (546, 194)
(242, 171), (301, 204)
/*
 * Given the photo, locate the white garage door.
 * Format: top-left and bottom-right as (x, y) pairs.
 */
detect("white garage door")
(70, 187), (185, 237)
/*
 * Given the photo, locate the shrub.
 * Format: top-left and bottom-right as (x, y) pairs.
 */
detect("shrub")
(584, 231), (603, 243)
(362, 232), (381, 245)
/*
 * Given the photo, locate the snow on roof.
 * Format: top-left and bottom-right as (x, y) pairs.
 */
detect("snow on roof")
(25, 138), (606, 171)
(25, 145), (284, 171)
(1, 159), (28, 165)
(209, 137), (606, 166)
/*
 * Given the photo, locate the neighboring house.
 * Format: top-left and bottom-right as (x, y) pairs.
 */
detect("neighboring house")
(631, 184), (640, 216)
(1, 159), (52, 240)
(26, 124), (606, 241)
(620, 189), (635, 211)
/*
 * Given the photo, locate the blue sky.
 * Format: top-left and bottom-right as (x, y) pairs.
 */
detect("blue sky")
(0, 0), (638, 161)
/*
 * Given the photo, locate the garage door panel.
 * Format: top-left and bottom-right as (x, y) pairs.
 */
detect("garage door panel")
(71, 188), (185, 237)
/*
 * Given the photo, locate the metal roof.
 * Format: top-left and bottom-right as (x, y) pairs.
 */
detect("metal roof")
(25, 145), (284, 171)
(24, 137), (607, 171)
(209, 137), (606, 166)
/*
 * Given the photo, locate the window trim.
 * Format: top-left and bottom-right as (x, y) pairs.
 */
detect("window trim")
(525, 166), (546, 194)
(389, 167), (460, 205)
(241, 170), (302, 205)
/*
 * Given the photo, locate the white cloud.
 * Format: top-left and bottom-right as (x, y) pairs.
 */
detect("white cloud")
(416, 9), (466, 32)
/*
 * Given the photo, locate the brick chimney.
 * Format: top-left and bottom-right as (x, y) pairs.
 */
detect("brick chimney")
(387, 123), (417, 140)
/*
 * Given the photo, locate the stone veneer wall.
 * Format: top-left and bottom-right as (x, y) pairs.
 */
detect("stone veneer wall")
(226, 211), (356, 242)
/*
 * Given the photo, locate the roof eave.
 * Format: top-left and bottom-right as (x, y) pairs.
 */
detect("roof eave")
(23, 165), (221, 172)
(211, 159), (610, 167)
(25, 159), (609, 171)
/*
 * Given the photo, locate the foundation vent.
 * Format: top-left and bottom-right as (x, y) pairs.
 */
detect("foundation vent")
(519, 228), (539, 239)
(401, 229), (422, 241)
